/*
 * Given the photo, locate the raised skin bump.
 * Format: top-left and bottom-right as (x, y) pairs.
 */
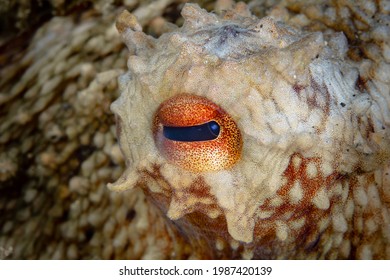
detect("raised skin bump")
(153, 94), (242, 172)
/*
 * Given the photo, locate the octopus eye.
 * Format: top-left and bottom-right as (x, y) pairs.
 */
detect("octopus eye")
(153, 94), (242, 172)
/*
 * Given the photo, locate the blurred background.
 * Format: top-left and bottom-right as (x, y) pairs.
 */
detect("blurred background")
(0, 0), (228, 259)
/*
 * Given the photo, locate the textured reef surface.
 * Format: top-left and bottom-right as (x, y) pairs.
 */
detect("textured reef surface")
(0, 0), (389, 259)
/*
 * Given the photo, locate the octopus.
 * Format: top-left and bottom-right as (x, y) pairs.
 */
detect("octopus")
(0, 0), (389, 260)
(109, 1), (390, 259)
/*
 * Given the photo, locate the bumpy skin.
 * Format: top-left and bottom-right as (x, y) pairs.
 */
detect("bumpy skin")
(110, 3), (390, 259)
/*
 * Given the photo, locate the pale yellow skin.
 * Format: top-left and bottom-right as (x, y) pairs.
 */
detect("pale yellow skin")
(110, 2), (390, 259)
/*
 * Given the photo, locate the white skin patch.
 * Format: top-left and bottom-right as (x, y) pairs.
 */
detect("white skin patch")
(312, 188), (330, 210)
(215, 238), (225, 251)
(365, 218), (379, 234)
(147, 179), (163, 193)
(343, 198), (355, 220)
(354, 186), (368, 207)
(230, 239), (239, 250)
(332, 233), (344, 248)
(241, 247), (254, 260)
(332, 213), (348, 233)
(339, 240), (351, 258)
(292, 156), (302, 170)
(321, 161), (334, 177)
(225, 210), (255, 243)
(290, 217), (306, 230)
(289, 180), (303, 204)
(258, 210), (274, 219)
(318, 216), (331, 232)
(306, 162), (318, 179)
(275, 221), (289, 241)
(358, 244), (373, 260)
(207, 208), (222, 219)
(205, 171), (235, 209)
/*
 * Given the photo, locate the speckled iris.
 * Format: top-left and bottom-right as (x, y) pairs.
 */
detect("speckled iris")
(153, 94), (242, 172)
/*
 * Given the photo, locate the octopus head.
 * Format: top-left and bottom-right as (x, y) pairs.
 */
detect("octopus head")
(109, 4), (390, 259)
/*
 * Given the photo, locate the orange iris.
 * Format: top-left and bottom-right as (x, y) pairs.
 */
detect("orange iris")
(153, 94), (242, 172)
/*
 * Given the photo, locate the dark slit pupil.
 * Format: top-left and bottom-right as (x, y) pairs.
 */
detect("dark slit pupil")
(163, 121), (220, 142)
